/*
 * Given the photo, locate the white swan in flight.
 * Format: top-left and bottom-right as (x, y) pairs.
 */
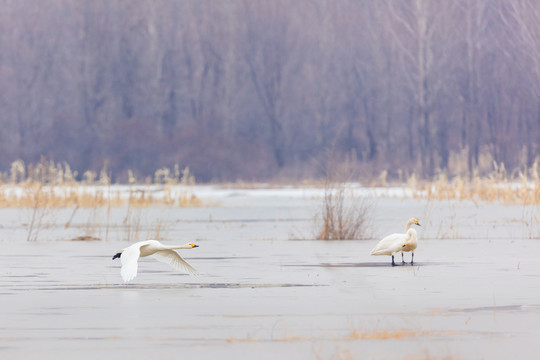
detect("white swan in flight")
(370, 218), (421, 266)
(112, 240), (199, 282)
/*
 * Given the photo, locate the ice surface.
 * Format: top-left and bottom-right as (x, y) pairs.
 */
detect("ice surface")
(1, 186), (540, 359)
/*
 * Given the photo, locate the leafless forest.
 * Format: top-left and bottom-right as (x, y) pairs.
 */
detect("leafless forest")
(1, 0), (540, 182)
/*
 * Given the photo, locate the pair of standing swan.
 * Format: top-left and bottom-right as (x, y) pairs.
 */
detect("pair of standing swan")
(112, 218), (420, 282)
(370, 217), (421, 266)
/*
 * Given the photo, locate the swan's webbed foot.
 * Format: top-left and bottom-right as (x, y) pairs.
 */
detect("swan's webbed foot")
(391, 255), (396, 266)
(409, 253), (414, 265)
(401, 252), (405, 264)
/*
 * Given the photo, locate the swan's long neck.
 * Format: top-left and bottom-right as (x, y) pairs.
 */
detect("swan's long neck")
(164, 243), (194, 250)
(405, 219), (414, 232)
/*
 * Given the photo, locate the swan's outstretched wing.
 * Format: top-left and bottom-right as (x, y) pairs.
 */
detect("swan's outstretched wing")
(120, 244), (143, 282)
(151, 250), (199, 276)
(370, 233), (407, 256)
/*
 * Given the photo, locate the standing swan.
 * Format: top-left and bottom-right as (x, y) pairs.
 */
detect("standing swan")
(112, 240), (199, 282)
(370, 218), (421, 266)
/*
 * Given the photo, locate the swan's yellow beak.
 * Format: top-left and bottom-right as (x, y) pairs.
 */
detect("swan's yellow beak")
(415, 220), (421, 226)
(402, 243), (407, 247)
(190, 243), (199, 248)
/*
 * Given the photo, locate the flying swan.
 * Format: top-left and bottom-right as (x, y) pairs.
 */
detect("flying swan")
(112, 240), (199, 282)
(370, 218), (421, 266)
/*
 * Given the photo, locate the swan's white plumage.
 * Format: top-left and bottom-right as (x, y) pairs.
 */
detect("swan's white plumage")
(113, 240), (199, 282)
(370, 230), (416, 256)
(120, 243), (142, 282)
(151, 250), (199, 276)
(370, 218), (420, 265)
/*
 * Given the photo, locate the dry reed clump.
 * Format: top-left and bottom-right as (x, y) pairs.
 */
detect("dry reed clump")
(311, 148), (373, 240)
(0, 159), (203, 208)
(0, 184), (126, 208)
(409, 159), (540, 204)
(178, 194), (203, 207)
(314, 181), (372, 240)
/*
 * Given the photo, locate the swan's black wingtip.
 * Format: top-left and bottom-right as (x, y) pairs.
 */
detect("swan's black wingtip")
(112, 253), (121, 260)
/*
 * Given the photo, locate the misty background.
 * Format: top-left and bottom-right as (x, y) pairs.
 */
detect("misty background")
(1, 0), (539, 182)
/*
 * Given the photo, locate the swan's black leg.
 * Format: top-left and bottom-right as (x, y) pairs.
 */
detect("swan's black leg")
(410, 252), (414, 265)
(401, 252), (405, 264)
(392, 255), (396, 266)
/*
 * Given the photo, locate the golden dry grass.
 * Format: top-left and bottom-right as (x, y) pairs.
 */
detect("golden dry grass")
(407, 159), (540, 204)
(0, 159), (203, 208)
(5, 157), (539, 209)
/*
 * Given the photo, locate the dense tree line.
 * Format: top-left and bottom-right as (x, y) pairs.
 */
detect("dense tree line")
(0, 0), (539, 182)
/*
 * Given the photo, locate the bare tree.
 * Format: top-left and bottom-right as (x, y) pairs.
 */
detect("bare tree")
(241, 0), (297, 168)
(0, 1), (539, 181)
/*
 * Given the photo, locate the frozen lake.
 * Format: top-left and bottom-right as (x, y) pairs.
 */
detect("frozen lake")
(1, 186), (540, 359)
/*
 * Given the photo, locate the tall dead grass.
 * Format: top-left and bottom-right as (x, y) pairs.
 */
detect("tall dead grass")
(314, 181), (372, 240)
(0, 159), (202, 208)
(313, 150), (373, 240)
(408, 159), (540, 205)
